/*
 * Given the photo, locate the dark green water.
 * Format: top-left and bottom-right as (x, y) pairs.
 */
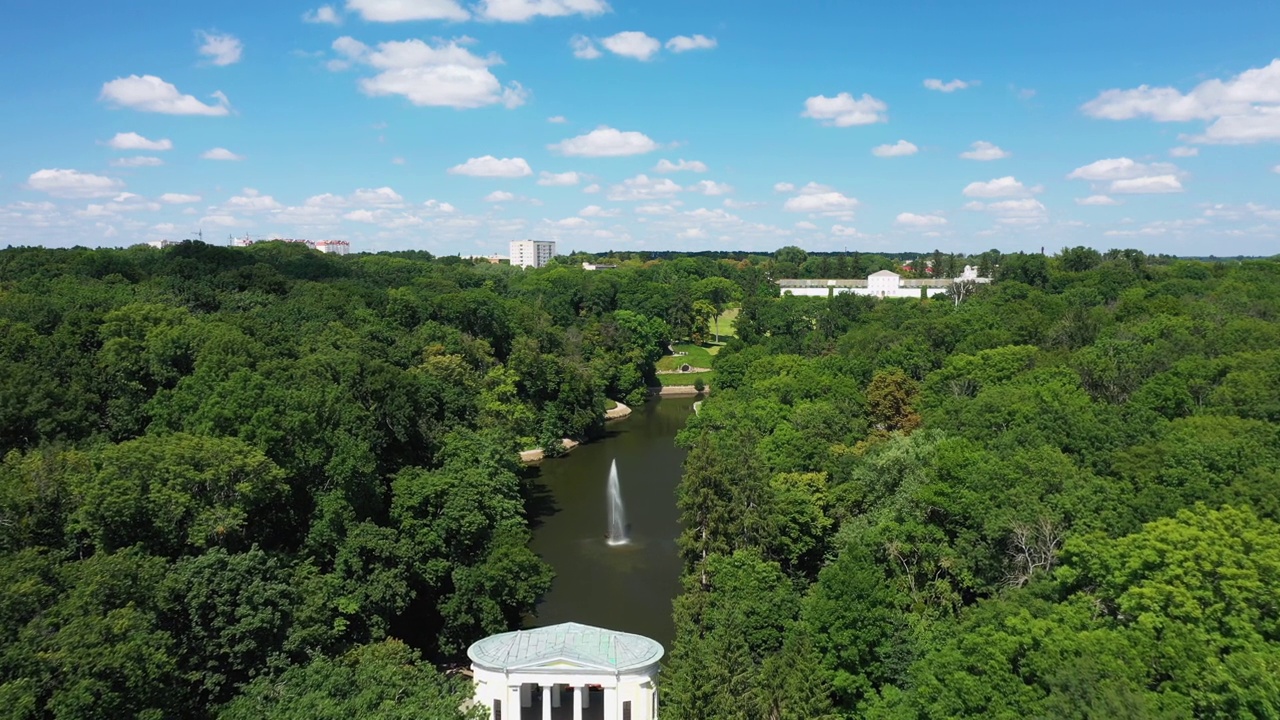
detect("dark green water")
(527, 398), (696, 648)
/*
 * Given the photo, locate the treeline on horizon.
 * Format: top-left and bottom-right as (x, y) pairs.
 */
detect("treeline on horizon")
(662, 247), (1280, 718)
(1, 240), (1277, 718)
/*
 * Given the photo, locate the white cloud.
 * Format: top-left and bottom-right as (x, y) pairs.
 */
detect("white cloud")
(1082, 59), (1280, 144)
(607, 174), (683, 201)
(549, 216), (590, 228)
(570, 34), (602, 59)
(547, 115), (568, 123)
(969, 198), (1049, 226)
(962, 176), (1039, 198)
(549, 126), (660, 157)
(1066, 157), (1179, 181)
(654, 158), (707, 173)
(100, 75), (231, 116)
(802, 92), (888, 127)
(448, 155), (533, 177)
(782, 182), (859, 213)
(1169, 146), (1199, 157)
(423, 199), (457, 213)
(872, 140), (918, 157)
(351, 186), (405, 206)
(200, 214), (242, 227)
(896, 212), (947, 227)
(198, 31), (243, 66)
(344, 209), (379, 223)
(600, 31), (661, 61)
(666, 34), (716, 53)
(677, 227), (708, 240)
(228, 189), (283, 211)
(27, 169), (125, 198)
(475, 0), (609, 22)
(304, 5), (342, 23)
(578, 205), (619, 218)
(831, 224), (865, 237)
(924, 78), (970, 92)
(345, 0), (470, 22)
(110, 156), (164, 168)
(794, 221), (817, 230)
(959, 140), (1010, 160)
(582, 183), (601, 194)
(106, 132), (172, 151)
(160, 193), (202, 204)
(687, 180), (733, 196)
(773, 182), (795, 193)
(537, 170), (581, 186)
(1076, 195), (1120, 206)
(202, 147), (244, 161)
(723, 199), (763, 209)
(1274, 164), (1280, 174)
(635, 202), (680, 215)
(332, 36), (527, 109)
(485, 190), (515, 202)
(1110, 175), (1184, 194)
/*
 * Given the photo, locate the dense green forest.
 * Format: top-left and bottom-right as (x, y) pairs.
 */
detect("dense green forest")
(0, 241), (766, 718)
(2, 241), (1278, 718)
(663, 248), (1280, 718)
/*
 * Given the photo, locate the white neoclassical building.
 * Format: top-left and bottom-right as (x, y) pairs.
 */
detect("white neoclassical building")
(778, 265), (992, 299)
(468, 622), (663, 720)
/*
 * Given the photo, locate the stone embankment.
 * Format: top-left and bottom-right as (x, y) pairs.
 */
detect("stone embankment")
(650, 385), (710, 397)
(604, 400), (632, 421)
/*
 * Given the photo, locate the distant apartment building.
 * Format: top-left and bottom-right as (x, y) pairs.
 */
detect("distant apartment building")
(582, 262), (618, 271)
(147, 239), (178, 249)
(778, 266), (991, 299)
(510, 240), (556, 269)
(315, 240), (350, 255)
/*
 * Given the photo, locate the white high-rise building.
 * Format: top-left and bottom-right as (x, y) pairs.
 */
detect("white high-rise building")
(509, 240), (556, 269)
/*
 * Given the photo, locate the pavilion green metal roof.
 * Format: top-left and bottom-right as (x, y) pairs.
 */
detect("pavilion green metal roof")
(467, 622), (664, 673)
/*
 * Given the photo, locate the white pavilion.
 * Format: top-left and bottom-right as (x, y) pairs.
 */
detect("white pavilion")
(467, 622), (664, 720)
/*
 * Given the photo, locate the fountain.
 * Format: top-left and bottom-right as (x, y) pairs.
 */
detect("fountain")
(605, 459), (629, 545)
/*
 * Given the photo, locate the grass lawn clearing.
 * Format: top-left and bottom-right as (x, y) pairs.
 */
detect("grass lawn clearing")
(657, 371), (714, 387)
(657, 343), (715, 372)
(712, 307), (739, 340)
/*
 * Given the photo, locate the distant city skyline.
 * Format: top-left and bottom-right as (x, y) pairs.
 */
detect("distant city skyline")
(2, 0), (1279, 255)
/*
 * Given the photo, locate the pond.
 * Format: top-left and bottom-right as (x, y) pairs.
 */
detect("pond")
(526, 397), (696, 649)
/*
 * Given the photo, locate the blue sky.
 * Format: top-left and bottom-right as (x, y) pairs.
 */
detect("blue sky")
(3, 0), (1279, 256)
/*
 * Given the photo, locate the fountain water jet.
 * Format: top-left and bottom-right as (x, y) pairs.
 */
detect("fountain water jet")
(605, 459), (629, 545)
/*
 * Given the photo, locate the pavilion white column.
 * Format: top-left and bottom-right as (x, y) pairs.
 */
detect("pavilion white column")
(508, 686), (521, 719)
(603, 687), (618, 720)
(572, 686), (583, 720)
(552, 684), (561, 709)
(542, 685), (552, 719)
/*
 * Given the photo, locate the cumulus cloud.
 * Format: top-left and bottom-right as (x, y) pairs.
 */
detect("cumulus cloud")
(27, 169), (125, 198)
(331, 36), (527, 109)
(1110, 175), (1184, 194)
(1066, 157), (1180, 181)
(582, 183), (601, 194)
(484, 190), (515, 202)
(547, 115), (568, 123)
(773, 182), (795, 193)
(676, 227), (708, 240)
(228, 188), (283, 211)
(924, 78), (970, 92)
(570, 34), (602, 59)
(106, 132), (172, 151)
(549, 126), (660, 157)
(600, 31), (661, 61)
(802, 92), (888, 126)
(100, 75), (231, 116)
(1076, 195), (1120, 206)
(872, 140), (918, 157)
(782, 182), (859, 214)
(202, 147), (244, 161)
(959, 140), (1010, 160)
(198, 31), (243, 66)
(110, 156), (164, 168)
(896, 212), (947, 227)
(304, 5), (342, 23)
(962, 176), (1040, 198)
(345, 0), (470, 22)
(351, 187), (405, 206)
(160, 193), (202, 204)
(537, 170), (580, 186)
(687, 180), (733, 196)
(448, 155), (533, 178)
(967, 198), (1049, 225)
(654, 158), (708, 173)
(475, 0), (609, 22)
(794, 221), (817, 230)
(666, 34), (716, 52)
(1082, 59), (1280, 144)
(578, 205), (619, 217)
(607, 174), (682, 201)
(1170, 146), (1199, 157)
